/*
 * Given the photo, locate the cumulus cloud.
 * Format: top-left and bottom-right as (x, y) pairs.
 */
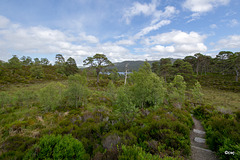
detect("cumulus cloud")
(216, 35), (240, 49)
(151, 45), (175, 53)
(0, 15), (127, 65)
(143, 30), (207, 57)
(0, 15), (209, 65)
(183, 0), (230, 13)
(145, 30), (206, 45)
(123, 0), (160, 24)
(0, 15), (10, 28)
(79, 33), (99, 43)
(183, 0), (230, 22)
(123, 0), (178, 25)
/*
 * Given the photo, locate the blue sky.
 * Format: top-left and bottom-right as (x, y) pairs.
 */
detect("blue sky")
(0, 0), (240, 65)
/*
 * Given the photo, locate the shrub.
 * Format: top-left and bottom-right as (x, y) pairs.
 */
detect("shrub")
(106, 80), (117, 103)
(64, 74), (89, 108)
(193, 105), (214, 120)
(167, 75), (186, 108)
(114, 86), (138, 124)
(119, 145), (180, 160)
(0, 135), (37, 160)
(204, 114), (240, 159)
(191, 81), (204, 104)
(129, 61), (166, 108)
(119, 145), (160, 160)
(38, 82), (65, 111)
(24, 134), (88, 160)
(218, 138), (240, 160)
(102, 131), (122, 150)
(14, 90), (37, 107)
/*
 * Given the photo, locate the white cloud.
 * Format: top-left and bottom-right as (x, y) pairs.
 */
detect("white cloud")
(229, 19), (239, 27)
(0, 15), (149, 65)
(210, 24), (217, 29)
(116, 39), (135, 46)
(0, 15), (10, 28)
(143, 30), (207, 57)
(123, 0), (178, 25)
(145, 30), (206, 45)
(183, 0), (230, 13)
(79, 33), (99, 43)
(216, 35), (240, 49)
(123, 0), (159, 24)
(134, 20), (171, 39)
(151, 6), (179, 24)
(151, 45), (175, 53)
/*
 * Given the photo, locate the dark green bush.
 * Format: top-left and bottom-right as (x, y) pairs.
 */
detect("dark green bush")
(119, 145), (160, 160)
(193, 105), (214, 120)
(130, 109), (191, 157)
(0, 136), (37, 160)
(204, 114), (240, 159)
(218, 138), (240, 160)
(24, 134), (88, 160)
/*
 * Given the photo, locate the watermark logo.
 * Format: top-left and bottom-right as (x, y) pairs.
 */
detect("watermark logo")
(225, 151), (235, 155)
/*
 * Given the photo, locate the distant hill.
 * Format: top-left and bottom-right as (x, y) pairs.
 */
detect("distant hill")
(79, 59), (178, 72)
(108, 59), (177, 72)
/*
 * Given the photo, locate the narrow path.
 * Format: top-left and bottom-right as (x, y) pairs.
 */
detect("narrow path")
(190, 116), (219, 160)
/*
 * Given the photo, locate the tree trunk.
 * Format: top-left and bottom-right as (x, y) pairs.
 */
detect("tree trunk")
(124, 71), (127, 85)
(97, 72), (99, 83)
(96, 68), (100, 84)
(196, 64), (199, 75)
(235, 69), (239, 82)
(124, 63), (129, 85)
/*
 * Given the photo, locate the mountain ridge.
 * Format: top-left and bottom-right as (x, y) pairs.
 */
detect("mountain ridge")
(79, 59), (178, 72)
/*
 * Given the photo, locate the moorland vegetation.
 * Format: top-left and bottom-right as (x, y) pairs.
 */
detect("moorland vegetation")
(0, 51), (239, 159)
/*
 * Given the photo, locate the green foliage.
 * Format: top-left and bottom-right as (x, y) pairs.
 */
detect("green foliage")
(159, 58), (174, 82)
(218, 138), (240, 160)
(130, 61), (166, 108)
(24, 134), (87, 160)
(14, 90), (37, 107)
(119, 145), (180, 160)
(65, 74), (89, 108)
(8, 55), (22, 73)
(21, 56), (33, 66)
(193, 105), (215, 120)
(194, 104), (240, 159)
(167, 75), (186, 107)
(0, 135), (37, 159)
(30, 65), (44, 79)
(172, 59), (196, 85)
(38, 82), (66, 111)
(119, 145), (160, 160)
(109, 68), (120, 81)
(0, 92), (16, 107)
(114, 85), (138, 123)
(197, 73), (240, 92)
(83, 53), (113, 83)
(65, 57), (78, 76)
(107, 80), (117, 102)
(191, 81), (204, 103)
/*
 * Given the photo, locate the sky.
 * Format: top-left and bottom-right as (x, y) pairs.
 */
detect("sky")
(0, 0), (240, 65)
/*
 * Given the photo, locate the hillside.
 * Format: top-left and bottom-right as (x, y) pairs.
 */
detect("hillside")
(108, 59), (177, 72)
